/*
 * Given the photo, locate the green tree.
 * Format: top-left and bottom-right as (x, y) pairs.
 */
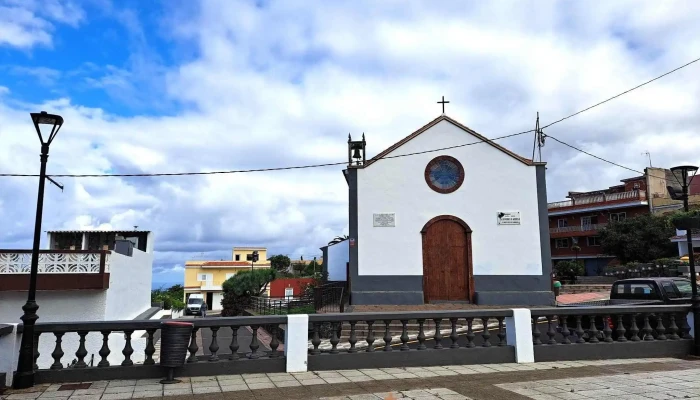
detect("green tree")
(599, 214), (676, 264)
(151, 284), (185, 311)
(221, 268), (277, 316)
(553, 260), (584, 283)
(303, 260), (320, 276)
(268, 254), (291, 272)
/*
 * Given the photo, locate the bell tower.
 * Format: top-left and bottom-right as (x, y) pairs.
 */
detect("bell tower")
(347, 133), (366, 167)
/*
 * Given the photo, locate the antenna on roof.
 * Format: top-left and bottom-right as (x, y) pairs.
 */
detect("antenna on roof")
(531, 112), (545, 163)
(642, 151), (652, 167)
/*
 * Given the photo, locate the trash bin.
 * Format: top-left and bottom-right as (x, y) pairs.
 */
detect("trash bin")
(159, 321), (193, 384)
(553, 280), (561, 297)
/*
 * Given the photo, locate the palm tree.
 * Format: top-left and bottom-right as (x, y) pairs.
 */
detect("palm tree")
(328, 235), (349, 246)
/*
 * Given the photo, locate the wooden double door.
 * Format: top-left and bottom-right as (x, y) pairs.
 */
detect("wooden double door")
(421, 215), (474, 303)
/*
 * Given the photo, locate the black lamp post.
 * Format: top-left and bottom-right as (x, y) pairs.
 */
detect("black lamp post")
(670, 165), (699, 355)
(14, 111), (64, 389)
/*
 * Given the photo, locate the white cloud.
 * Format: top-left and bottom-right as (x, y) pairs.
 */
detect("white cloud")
(0, 0), (85, 49)
(2, 0), (700, 282)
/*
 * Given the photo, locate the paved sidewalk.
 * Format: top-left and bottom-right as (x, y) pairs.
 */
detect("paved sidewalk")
(555, 292), (609, 305)
(1, 358), (695, 400)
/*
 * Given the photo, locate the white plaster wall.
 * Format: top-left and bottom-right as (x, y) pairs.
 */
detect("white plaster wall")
(356, 119), (542, 276)
(0, 324), (19, 387)
(105, 249), (153, 320)
(0, 291), (107, 325)
(327, 240), (349, 281)
(213, 292), (224, 311)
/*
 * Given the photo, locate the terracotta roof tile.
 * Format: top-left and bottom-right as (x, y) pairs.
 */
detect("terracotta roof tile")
(202, 261), (271, 267)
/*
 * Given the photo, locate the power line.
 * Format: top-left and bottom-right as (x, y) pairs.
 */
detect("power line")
(541, 56), (700, 129)
(2, 55), (698, 179)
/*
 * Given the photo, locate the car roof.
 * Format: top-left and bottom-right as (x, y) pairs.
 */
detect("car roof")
(615, 277), (689, 283)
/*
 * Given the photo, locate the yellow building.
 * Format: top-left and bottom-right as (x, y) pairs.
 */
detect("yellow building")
(184, 247), (270, 312)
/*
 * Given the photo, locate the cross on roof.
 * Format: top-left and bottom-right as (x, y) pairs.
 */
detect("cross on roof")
(437, 96), (450, 114)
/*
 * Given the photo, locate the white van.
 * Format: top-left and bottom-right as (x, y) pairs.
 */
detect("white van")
(185, 294), (207, 317)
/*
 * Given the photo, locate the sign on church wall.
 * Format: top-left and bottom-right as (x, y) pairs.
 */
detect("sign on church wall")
(373, 213), (396, 227)
(497, 211), (521, 225)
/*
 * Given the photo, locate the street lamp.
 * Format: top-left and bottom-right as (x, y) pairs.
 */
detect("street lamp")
(670, 165), (699, 355)
(14, 112), (64, 389)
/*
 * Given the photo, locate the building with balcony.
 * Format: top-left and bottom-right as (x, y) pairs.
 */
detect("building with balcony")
(184, 247), (270, 311)
(0, 229), (156, 369)
(548, 175), (652, 275)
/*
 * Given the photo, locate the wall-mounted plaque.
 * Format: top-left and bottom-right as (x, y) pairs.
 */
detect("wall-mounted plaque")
(497, 211), (521, 225)
(373, 213), (396, 227)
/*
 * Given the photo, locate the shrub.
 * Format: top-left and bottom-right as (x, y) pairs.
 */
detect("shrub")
(221, 269), (277, 316)
(553, 260), (584, 283)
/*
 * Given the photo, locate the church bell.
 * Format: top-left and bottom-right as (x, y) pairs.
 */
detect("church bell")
(347, 133), (367, 167)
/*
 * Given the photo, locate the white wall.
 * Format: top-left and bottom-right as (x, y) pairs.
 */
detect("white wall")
(105, 249), (153, 320)
(0, 291), (107, 324)
(0, 324), (19, 387)
(213, 292), (224, 311)
(356, 119), (542, 276)
(327, 240), (349, 281)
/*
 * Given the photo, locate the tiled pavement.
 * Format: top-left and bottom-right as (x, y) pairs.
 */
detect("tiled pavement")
(555, 292), (609, 305)
(0, 358), (696, 400)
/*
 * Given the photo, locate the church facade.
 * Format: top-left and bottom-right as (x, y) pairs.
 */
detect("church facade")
(344, 115), (553, 306)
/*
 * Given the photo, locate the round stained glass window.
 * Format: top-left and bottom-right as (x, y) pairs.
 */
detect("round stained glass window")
(424, 156), (464, 193)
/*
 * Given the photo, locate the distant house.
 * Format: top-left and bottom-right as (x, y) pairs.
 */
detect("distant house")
(0, 228), (156, 370)
(184, 246), (270, 311)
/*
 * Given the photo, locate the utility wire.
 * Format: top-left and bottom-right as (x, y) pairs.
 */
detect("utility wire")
(541, 56), (700, 129)
(2, 55), (698, 179)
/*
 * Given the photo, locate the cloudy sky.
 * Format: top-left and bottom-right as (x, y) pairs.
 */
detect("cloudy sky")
(1, 0), (699, 286)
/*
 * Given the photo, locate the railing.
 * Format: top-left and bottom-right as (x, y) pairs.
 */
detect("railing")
(0, 250), (110, 274)
(530, 305), (692, 361)
(548, 190), (646, 210)
(249, 296), (314, 315)
(306, 310), (513, 370)
(550, 223), (608, 234)
(313, 282), (346, 313)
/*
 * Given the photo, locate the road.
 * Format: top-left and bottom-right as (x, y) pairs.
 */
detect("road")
(182, 313), (272, 357)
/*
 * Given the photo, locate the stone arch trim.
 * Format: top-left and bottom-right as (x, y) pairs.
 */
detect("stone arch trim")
(420, 215), (474, 303)
(420, 215), (473, 234)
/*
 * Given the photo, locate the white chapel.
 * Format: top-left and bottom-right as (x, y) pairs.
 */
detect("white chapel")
(343, 114), (553, 306)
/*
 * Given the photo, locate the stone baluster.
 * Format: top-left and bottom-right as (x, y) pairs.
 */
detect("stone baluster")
(603, 315), (613, 343)
(574, 315), (586, 343)
(400, 320), (410, 351)
(270, 325), (280, 358)
(497, 317), (507, 346)
(433, 318), (443, 349)
(74, 331), (88, 368)
(449, 318), (460, 349)
(50, 332), (64, 370)
(465, 318), (476, 348)
(481, 317), (491, 347)
(654, 314), (667, 340)
(187, 328), (199, 362)
(628, 314), (640, 341)
(558, 315), (570, 344)
(122, 330), (134, 366)
(330, 322), (341, 354)
(98, 330), (111, 367)
(209, 327), (220, 361)
(348, 321), (358, 353)
(532, 317), (542, 345)
(144, 329), (156, 365)
(248, 325), (260, 359)
(668, 314), (680, 340)
(417, 319), (427, 350)
(229, 327), (240, 360)
(588, 316), (599, 344)
(366, 320), (375, 352)
(33, 334), (40, 370)
(642, 314), (655, 341)
(310, 322), (321, 355)
(546, 316), (556, 345)
(616, 314), (627, 342)
(383, 320), (392, 351)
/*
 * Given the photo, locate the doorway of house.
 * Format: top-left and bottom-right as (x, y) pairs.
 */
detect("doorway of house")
(206, 292), (213, 310)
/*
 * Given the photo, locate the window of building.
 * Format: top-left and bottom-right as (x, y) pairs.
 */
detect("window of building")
(558, 219), (568, 228)
(197, 273), (213, 282)
(610, 212), (627, 222)
(235, 254), (240, 261)
(587, 236), (601, 246)
(555, 238), (569, 248)
(581, 216), (598, 227)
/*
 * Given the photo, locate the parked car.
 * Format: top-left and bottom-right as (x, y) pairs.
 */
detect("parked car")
(558, 277), (692, 341)
(185, 294), (207, 317)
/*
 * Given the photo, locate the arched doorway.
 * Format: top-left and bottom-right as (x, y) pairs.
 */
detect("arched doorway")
(421, 215), (473, 303)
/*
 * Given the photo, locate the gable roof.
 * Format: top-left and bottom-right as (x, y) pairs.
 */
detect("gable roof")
(361, 114), (542, 168)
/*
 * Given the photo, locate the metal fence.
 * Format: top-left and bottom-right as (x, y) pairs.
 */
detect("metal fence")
(313, 282), (346, 313)
(249, 296), (314, 315)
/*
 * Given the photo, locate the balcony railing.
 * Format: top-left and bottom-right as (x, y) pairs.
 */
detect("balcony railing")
(548, 190), (646, 210)
(0, 250), (110, 291)
(550, 223), (608, 234)
(0, 250), (110, 274)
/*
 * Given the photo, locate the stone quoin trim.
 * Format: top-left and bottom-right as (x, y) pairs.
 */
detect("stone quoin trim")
(420, 215), (474, 302)
(424, 155), (465, 194)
